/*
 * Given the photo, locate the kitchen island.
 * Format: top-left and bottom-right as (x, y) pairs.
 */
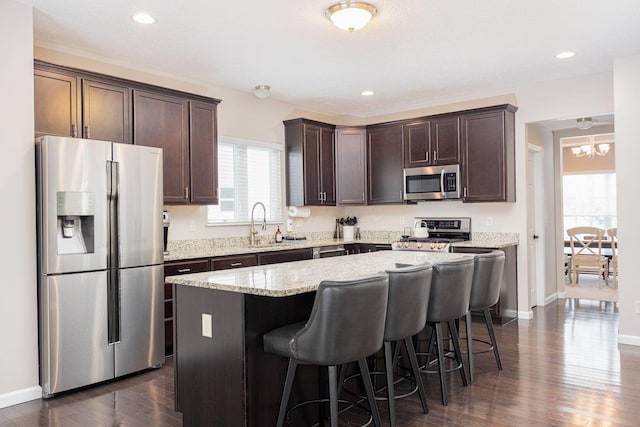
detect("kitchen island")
(166, 251), (472, 427)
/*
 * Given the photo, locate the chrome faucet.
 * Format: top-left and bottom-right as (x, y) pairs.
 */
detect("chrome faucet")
(249, 202), (267, 246)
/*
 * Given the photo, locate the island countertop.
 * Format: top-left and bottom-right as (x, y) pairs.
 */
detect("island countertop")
(165, 251), (473, 297)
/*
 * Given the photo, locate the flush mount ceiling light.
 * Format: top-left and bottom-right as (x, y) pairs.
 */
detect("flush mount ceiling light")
(253, 85), (271, 99)
(576, 117), (593, 130)
(556, 51), (575, 59)
(361, 90), (375, 96)
(132, 12), (157, 24)
(325, 2), (377, 32)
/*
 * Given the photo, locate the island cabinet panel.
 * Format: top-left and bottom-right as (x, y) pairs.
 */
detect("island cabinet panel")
(460, 105), (516, 202)
(34, 69), (79, 138)
(366, 123), (405, 204)
(284, 118), (336, 206)
(336, 127), (367, 205)
(134, 90), (190, 204)
(174, 287), (317, 426)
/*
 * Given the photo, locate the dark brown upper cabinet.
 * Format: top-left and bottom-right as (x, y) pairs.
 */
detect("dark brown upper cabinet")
(81, 79), (131, 144)
(189, 101), (219, 205)
(134, 90), (190, 204)
(366, 123), (405, 204)
(284, 118), (336, 206)
(403, 116), (460, 167)
(460, 105), (517, 202)
(35, 65), (131, 143)
(336, 127), (367, 205)
(34, 68), (79, 138)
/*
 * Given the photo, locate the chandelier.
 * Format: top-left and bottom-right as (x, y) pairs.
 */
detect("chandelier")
(571, 135), (610, 159)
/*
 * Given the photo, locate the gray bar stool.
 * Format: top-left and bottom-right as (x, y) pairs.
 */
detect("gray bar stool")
(263, 274), (389, 427)
(464, 250), (505, 383)
(421, 257), (474, 406)
(382, 264), (432, 426)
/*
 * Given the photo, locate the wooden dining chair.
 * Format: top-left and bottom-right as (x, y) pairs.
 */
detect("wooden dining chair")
(607, 227), (618, 288)
(566, 227), (609, 287)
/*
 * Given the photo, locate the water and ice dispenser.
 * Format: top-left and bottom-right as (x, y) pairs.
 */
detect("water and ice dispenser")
(56, 191), (95, 255)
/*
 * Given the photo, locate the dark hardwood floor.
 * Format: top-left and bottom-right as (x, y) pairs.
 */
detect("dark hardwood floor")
(1, 298), (639, 426)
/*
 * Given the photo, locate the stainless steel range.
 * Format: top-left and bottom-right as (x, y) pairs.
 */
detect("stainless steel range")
(392, 217), (471, 252)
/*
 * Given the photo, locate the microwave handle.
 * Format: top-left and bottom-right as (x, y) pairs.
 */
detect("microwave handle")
(440, 169), (446, 198)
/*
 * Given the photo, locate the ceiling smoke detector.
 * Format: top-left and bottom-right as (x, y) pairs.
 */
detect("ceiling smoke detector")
(253, 85), (271, 99)
(576, 117), (593, 130)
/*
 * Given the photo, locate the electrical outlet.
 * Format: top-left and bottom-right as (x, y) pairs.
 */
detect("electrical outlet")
(189, 220), (196, 232)
(202, 313), (212, 338)
(286, 218), (293, 233)
(635, 301), (640, 314)
(486, 216), (494, 226)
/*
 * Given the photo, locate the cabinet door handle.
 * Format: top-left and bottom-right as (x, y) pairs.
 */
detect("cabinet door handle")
(463, 187), (468, 198)
(362, 192), (365, 201)
(426, 151), (429, 162)
(434, 151), (437, 162)
(71, 123), (77, 138)
(84, 125), (90, 139)
(177, 268), (191, 273)
(184, 186), (190, 200)
(230, 262), (243, 267)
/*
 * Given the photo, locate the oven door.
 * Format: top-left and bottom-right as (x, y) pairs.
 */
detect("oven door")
(403, 165), (461, 201)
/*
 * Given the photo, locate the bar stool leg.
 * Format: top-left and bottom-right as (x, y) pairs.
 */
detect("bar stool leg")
(328, 365), (339, 427)
(357, 358), (382, 427)
(383, 342), (396, 427)
(434, 322), (448, 406)
(448, 319), (467, 386)
(404, 337), (429, 414)
(484, 308), (503, 370)
(276, 359), (298, 427)
(465, 311), (474, 383)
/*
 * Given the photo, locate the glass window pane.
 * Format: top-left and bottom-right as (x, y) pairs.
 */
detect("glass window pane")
(563, 173), (617, 233)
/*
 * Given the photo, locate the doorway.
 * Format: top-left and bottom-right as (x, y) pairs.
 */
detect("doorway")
(527, 145), (545, 308)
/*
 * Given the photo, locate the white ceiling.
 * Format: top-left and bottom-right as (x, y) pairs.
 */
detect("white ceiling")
(24, 0), (640, 118)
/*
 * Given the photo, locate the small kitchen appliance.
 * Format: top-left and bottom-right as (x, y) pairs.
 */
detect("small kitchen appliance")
(392, 217), (471, 252)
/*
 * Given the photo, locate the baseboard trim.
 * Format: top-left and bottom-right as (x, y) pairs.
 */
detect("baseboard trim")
(0, 385), (41, 409)
(545, 292), (561, 305)
(618, 334), (640, 347)
(517, 310), (534, 320)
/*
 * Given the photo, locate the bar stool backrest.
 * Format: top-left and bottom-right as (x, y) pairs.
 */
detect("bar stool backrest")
(384, 264), (433, 342)
(426, 257), (475, 323)
(469, 251), (505, 310)
(293, 274), (389, 366)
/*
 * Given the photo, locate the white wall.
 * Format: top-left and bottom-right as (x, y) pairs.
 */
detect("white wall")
(614, 53), (640, 345)
(0, 0), (41, 408)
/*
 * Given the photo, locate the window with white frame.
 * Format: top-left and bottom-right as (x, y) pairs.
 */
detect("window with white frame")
(207, 137), (282, 224)
(563, 172), (617, 232)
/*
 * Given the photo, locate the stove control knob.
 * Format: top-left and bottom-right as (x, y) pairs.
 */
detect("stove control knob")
(417, 243), (422, 249)
(430, 243), (436, 250)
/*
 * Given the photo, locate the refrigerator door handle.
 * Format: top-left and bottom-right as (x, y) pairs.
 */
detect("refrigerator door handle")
(107, 269), (121, 345)
(107, 161), (120, 270)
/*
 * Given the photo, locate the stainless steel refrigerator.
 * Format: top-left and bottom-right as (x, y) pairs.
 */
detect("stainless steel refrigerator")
(36, 135), (164, 397)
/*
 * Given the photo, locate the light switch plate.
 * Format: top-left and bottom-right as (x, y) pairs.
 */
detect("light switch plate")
(202, 313), (212, 338)
(635, 301), (640, 314)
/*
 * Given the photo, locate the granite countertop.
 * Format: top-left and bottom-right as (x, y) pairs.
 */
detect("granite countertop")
(163, 231), (519, 262)
(165, 251), (473, 297)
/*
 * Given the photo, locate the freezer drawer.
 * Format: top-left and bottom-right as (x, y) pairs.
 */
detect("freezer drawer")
(40, 271), (114, 396)
(115, 264), (164, 376)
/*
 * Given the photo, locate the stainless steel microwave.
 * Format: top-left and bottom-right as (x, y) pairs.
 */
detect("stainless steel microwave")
(403, 164), (461, 201)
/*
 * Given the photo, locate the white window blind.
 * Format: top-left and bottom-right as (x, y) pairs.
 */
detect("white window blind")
(563, 173), (617, 232)
(207, 137), (282, 224)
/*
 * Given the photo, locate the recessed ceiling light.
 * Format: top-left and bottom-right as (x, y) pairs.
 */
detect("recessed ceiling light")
(361, 90), (375, 96)
(132, 13), (157, 24)
(555, 51), (575, 59)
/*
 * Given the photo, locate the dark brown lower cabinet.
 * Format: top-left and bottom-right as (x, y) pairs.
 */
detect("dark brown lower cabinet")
(163, 259), (210, 356)
(211, 254), (257, 270)
(257, 247), (313, 265)
(175, 286), (317, 426)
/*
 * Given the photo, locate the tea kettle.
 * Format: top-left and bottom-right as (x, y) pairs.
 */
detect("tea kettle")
(414, 220), (429, 238)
